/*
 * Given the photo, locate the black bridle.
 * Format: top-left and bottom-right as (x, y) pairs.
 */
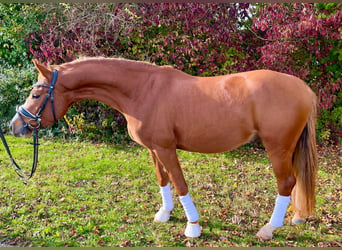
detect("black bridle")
(0, 70), (58, 180)
(17, 69), (58, 129)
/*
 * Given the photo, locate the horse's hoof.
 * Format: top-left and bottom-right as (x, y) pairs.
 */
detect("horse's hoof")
(184, 222), (201, 238)
(154, 208), (171, 223)
(292, 217), (306, 225)
(256, 224), (277, 241)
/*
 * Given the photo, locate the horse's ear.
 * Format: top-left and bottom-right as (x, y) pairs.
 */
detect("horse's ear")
(32, 59), (52, 79)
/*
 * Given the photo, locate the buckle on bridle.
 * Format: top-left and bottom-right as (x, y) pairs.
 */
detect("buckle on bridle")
(28, 118), (41, 129)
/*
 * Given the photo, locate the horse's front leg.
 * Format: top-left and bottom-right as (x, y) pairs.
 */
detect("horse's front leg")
(151, 147), (201, 238)
(149, 150), (174, 223)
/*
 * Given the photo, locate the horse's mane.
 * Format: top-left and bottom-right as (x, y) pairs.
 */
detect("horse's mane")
(62, 56), (167, 72)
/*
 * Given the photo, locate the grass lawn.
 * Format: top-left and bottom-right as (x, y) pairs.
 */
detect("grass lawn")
(0, 136), (341, 247)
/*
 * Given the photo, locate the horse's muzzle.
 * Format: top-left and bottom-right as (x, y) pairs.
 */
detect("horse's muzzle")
(10, 113), (32, 137)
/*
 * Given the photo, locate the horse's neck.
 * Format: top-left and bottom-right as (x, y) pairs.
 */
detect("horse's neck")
(63, 59), (153, 115)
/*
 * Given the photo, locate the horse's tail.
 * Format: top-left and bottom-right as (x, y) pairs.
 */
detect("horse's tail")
(292, 93), (318, 217)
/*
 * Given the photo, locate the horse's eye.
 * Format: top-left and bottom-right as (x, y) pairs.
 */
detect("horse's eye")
(32, 94), (41, 99)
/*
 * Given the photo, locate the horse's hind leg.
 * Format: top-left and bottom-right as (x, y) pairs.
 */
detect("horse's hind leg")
(149, 150), (174, 223)
(151, 146), (201, 238)
(256, 147), (296, 240)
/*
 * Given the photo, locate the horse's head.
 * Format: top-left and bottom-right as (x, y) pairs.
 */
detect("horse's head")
(10, 60), (68, 137)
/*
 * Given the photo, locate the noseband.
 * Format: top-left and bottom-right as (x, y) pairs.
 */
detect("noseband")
(17, 69), (58, 129)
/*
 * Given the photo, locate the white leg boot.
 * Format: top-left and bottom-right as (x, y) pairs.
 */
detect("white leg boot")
(257, 194), (290, 240)
(179, 193), (201, 238)
(154, 184), (174, 223)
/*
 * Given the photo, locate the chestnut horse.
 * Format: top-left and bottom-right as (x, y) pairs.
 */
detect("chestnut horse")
(10, 57), (317, 240)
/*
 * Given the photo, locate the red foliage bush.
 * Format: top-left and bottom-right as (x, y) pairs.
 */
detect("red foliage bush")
(127, 3), (255, 76)
(252, 3), (341, 111)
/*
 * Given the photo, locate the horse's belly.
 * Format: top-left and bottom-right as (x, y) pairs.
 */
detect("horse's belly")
(177, 142), (238, 154)
(175, 128), (255, 154)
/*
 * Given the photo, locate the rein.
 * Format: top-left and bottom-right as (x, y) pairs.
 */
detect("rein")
(0, 126), (38, 181)
(0, 70), (58, 180)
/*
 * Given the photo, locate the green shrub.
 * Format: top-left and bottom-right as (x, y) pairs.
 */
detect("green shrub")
(317, 106), (342, 145)
(0, 4), (45, 67)
(64, 100), (130, 144)
(0, 3), (49, 131)
(0, 65), (36, 129)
